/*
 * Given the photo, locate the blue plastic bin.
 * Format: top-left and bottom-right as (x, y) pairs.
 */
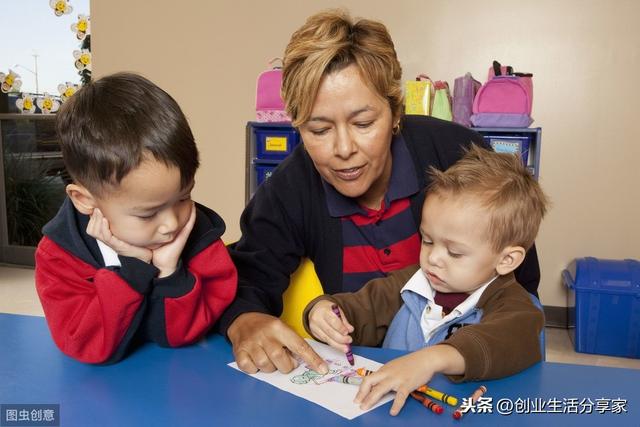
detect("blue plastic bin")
(483, 135), (530, 166)
(255, 163), (276, 186)
(562, 257), (640, 358)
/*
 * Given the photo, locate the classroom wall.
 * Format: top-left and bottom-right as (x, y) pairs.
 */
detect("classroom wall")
(91, 0), (640, 308)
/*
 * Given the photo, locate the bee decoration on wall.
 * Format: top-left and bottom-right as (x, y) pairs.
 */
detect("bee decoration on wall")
(49, 0), (73, 17)
(58, 82), (80, 103)
(71, 14), (90, 40)
(73, 49), (92, 72)
(37, 93), (61, 114)
(0, 70), (22, 94)
(16, 94), (36, 114)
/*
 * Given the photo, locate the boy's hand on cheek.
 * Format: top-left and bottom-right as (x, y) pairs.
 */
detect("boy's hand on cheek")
(86, 208), (152, 263)
(152, 202), (196, 278)
(308, 300), (354, 353)
(354, 347), (437, 416)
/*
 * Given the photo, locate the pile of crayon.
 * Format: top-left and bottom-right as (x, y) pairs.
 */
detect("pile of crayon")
(353, 367), (488, 420)
(412, 384), (487, 420)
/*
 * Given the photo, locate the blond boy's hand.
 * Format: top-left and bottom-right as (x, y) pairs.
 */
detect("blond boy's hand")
(308, 300), (355, 354)
(151, 202), (196, 278)
(355, 345), (465, 416)
(87, 208), (153, 264)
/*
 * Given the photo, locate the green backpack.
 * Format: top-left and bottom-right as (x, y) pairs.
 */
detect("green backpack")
(431, 80), (452, 121)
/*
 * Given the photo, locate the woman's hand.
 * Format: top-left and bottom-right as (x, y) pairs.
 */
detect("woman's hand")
(308, 300), (354, 353)
(355, 345), (465, 416)
(228, 312), (328, 375)
(86, 208), (152, 264)
(152, 202), (196, 278)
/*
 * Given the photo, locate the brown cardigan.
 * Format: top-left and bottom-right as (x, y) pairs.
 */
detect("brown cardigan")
(303, 265), (544, 382)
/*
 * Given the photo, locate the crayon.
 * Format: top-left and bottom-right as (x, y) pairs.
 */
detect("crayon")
(452, 385), (487, 420)
(470, 385), (487, 401)
(416, 385), (459, 406)
(452, 409), (463, 420)
(330, 374), (363, 385)
(331, 304), (355, 366)
(356, 367), (376, 377)
(410, 392), (444, 414)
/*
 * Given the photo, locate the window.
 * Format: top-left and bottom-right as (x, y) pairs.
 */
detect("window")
(0, 0), (90, 265)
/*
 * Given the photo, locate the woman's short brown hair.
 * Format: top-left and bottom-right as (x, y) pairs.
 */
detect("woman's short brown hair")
(282, 9), (403, 127)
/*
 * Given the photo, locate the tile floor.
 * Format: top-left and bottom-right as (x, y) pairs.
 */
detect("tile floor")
(1, 264), (639, 369)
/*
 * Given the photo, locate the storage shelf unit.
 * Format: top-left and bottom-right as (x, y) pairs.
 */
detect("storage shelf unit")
(245, 122), (300, 203)
(245, 123), (542, 204)
(473, 127), (542, 180)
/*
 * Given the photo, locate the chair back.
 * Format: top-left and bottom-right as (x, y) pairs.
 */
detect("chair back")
(529, 294), (546, 361)
(280, 258), (323, 338)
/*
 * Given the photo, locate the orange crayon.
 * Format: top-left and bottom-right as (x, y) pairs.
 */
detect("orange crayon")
(355, 367), (375, 377)
(471, 385), (487, 401)
(410, 392), (444, 414)
(453, 385), (487, 420)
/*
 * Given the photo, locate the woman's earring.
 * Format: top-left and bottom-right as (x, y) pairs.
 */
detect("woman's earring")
(392, 123), (401, 134)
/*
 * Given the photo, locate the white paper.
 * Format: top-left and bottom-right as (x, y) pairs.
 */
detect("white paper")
(228, 339), (394, 419)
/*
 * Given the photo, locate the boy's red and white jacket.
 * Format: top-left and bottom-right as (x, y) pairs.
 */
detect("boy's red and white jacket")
(35, 198), (237, 364)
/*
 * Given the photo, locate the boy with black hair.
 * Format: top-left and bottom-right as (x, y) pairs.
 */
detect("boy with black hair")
(35, 72), (237, 364)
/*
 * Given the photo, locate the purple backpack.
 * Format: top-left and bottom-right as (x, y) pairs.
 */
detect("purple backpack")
(452, 73), (481, 127)
(256, 58), (291, 122)
(470, 61), (534, 128)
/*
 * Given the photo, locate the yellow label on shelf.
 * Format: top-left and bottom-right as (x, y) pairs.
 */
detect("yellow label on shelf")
(265, 136), (288, 152)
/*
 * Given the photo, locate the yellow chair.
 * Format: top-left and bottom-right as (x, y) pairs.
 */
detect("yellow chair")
(280, 258), (323, 338)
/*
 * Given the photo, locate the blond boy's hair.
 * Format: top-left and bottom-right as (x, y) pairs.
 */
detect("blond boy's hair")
(282, 9), (403, 127)
(427, 144), (549, 252)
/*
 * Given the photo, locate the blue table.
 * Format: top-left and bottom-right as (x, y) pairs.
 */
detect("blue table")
(1, 313), (638, 426)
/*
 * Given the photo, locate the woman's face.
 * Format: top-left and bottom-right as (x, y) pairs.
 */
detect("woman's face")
(298, 64), (395, 209)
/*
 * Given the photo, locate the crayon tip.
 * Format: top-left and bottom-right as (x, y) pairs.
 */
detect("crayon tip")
(356, 367), (374, 376)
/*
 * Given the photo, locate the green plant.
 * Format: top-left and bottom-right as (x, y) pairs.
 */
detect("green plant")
(4, 148), (66, 247)
(79, 35), (92, 85)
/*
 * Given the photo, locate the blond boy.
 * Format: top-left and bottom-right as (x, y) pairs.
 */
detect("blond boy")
(304, 144), (549, 415)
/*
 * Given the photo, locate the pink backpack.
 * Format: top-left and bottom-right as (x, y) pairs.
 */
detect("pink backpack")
(256, 58), (291, 122)
(470, 61), (534, 128)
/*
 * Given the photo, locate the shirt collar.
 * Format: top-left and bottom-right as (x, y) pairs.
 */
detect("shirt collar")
(97, 239), (121, 267)
(401, 268), (436, 300)
(401, 269), (499, 315)
(322, 134), (420, 218)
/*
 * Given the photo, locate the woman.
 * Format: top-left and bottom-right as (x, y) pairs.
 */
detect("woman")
(219, 10), (540, 374)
